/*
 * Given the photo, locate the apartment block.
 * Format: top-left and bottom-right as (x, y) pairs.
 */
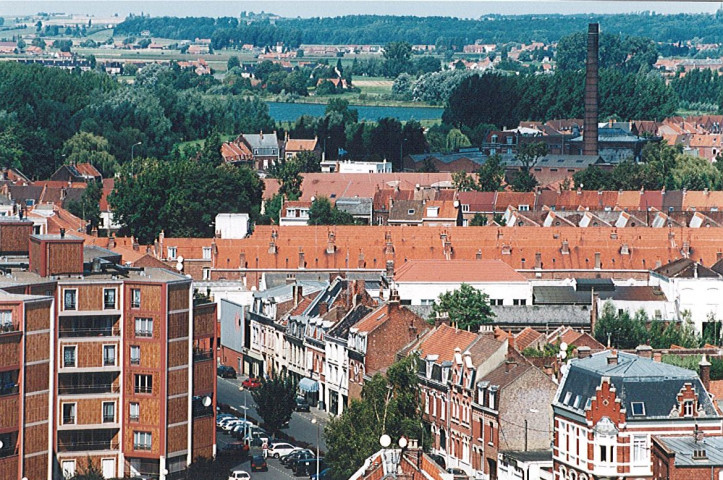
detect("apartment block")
(0, 223), (216, 480)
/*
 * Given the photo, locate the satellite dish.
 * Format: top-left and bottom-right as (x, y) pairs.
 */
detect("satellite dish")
(202, 396), (212, 407)
(0, 440), (3, 449)
(560, 364), (569, 375)
(560, 342), (568, 352)
(175, 262), (183, 271)
(559, 350), (567, 360)
(380, 434), (391, 448)
(453, 200), (460, 208)
(310, 196), (316, 202)
(177, 256), (184, 263)
(398, 437), (408, 448)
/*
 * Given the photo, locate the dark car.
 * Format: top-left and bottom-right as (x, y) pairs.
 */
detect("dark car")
(250, 455), (268, 472)
(294, 397), (310, 412)
(217, 442), (249, 458)
(242, 377), (262, 389)
(217, 365), (237, 378)
(447, 467), (467, 479)
(281, 449), (314, 467)
(310, 467), (331, 480)
(428, 453), (446, 470)
(293, 457), (324, 477)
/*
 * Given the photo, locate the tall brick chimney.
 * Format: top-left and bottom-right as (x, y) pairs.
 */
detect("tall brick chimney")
(583, 23), (599, 156)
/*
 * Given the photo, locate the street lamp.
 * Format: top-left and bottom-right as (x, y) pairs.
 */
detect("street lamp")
(131, 141), (142, 162)
(238, 386), (248, 443)
(311, 417), (320, 479)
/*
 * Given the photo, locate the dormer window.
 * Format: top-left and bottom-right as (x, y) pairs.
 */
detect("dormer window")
(408, 209), (415, 215)
(167, 247), (177, 260)
(684, 400), (694, 417)
(631, 402), (645, 416)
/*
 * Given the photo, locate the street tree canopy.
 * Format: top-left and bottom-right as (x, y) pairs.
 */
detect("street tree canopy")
(430, 283), (495, 330)
(250, 374), (297, 435)
(308, 197), (355, 225)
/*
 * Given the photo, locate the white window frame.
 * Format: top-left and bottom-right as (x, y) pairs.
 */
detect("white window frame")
(62, 402), (76, 425)
(684, 400), (694, 417)
(103, 288), (117, 310)
(135, 374), (153, 394)
(133, 431), (152, 451)
(102, 401), (116, 423)
(167, 246), (177, 260)
(130, 345), (141, 365)
(102, 344), (116, 367)
(130, 288), (141, 309)
(632, 435), (647, 464)
(130, 402), (140, 422)
(0, 310), (12, 329)
(63, 345), (77, 368)
(134, 317), (153, 338)
(62, 460), (76, 478)
(63, 289), (77, 311)
(202, 247), (212, 260)
(202, 268), (211, 280)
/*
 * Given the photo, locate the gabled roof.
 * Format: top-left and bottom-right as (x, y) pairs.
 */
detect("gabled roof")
(299, 173), (454, 202)
(457, 191), (496, 212)
(242, 132), (279, 150)
(480, 349), (533, 389)
(416, 323), (479, 363)
(653, 258), (720, 279)
(388, 200), (424, 223)
(514, 327), (546, 351)
(285, 138), (318, 151)
(394, 259), (526, 283)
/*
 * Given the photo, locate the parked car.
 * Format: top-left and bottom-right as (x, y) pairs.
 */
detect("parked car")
(281, 449), (314, 467)
(428, 453), (446, 470)
(228, 469), (251, 480)
(447, 467), (467, 479)
(294, 397), (310, 412)
(269, 442), (299, 458)
(250, 455), (268, 472)
(293, 457), (324, 477)
(242, 377), (262, 389)
(231, 421), (256, 438)
(218, 442), (250, 459)
(217, 365), (237, 378)
(310, 467), (332, 480)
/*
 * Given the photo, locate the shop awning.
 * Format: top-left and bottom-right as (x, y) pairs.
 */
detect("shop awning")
(299, 377), (319, 393)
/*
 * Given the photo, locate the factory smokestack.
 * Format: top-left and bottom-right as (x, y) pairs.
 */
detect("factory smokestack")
(583, 23), (599, 156)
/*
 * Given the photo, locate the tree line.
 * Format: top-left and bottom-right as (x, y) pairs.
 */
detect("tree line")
(115, 12), (723, 48)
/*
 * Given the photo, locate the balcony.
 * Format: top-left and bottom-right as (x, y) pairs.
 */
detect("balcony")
(58, 372), (120, 395)
(59, 316), (120, 338)
(0, 323), (19, 336)
(57, 429), (119, 453)
(193, 348), (214, 361)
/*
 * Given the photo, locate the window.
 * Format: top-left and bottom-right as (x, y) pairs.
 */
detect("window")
(103, 289), (116, 310)
(407, 209), (415, 215)
(134, 374), (153, 394)
(130, 289), (141, 309)
(62, 403), (76, 424)
(462, 204), (470, 212)
(130, 346), (141, 365)
(133, 431), (152, 450)
(513, 299), (527, 306)
(631, 402), (645, 416)
(0, 310), (11, 329)
(167, 247), (177, 260)
(632, 436), (647, 464)
(130, 402), (140, 422)
(599, 445), (607, 462)
(63, 345), (77, 368)
(103, 345), (116, 366)
(490, 299), (503, 306)
(518, 204), (530, 211)
(684, 400), (694, 417)
(489, 391), (496, 410)
(103, 402), (116, 423)
(135, 318), (153, 338)
(64, 289), (77, 310)
(203, 247), (212, 260)
(488, 421), (495, 446)
(202, 268), (211, 280)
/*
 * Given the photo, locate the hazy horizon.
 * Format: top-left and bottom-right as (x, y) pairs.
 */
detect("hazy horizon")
(1, 1), (719, 19)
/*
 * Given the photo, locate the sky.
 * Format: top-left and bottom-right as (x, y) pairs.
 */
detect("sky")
(1, 1), (720, 18)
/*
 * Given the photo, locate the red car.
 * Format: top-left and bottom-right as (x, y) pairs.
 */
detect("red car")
(242, 377), (262, 389)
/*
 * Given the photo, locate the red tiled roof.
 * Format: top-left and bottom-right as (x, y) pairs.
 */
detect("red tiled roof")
(416, 324), (479, 363)
(75, 163), (102, 178)
(100, 178), (114, 211)
(285, 138), (318, 151)
(394, 259), (526, 283)
(299, 173), (454, 202)
(514, 327), (545, 351)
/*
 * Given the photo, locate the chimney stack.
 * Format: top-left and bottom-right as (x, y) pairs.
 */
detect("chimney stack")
(577, 346), (591, 359)
(583, 23), (599, 156)
(635, 345), (653, 359)
(607, 349), (618, 365)
(700, 354), (711, 392)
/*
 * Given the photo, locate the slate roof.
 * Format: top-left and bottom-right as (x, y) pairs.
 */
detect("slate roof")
(335, 197), (373, 217)
(533, 285), (668, 305)
(327, 304), (373, 340)
(653, 258), (721, 279)
(556, 351), (718, 420)
(491, 305), (590, 328)
(388, 200), (424, 223)
(654, 436), (723, 467)
(243, 133), (279, 150)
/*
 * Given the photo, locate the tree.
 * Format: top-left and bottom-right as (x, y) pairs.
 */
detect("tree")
(227, 55), (240, 71)
(477, 154), (505, 191)
(383, 41), (413, 77)
(308, 197), (355, 225)
(268, 158), (303, 199)
(325, 355), (427, 480)
(295, 150), (321, 173)
(417, 157), (438, 173)
(470, 213), (487, 226)
(430, 283), (495, 330)
(510, 142), (546, 192)
(66, 179), (102, 231)
(69, 457), (104, 480)
(593, 302), (648, 349)
(250, 374), (297, 436)
(445, 128), (471, 152)
(62, 132), (118, 177)
(452, 171), (476, 192)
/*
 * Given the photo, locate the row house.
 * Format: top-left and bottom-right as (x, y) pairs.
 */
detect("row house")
(552, 349), (721, 480)
(413, 324), (557, 479)
(0, 222), (216, 480)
